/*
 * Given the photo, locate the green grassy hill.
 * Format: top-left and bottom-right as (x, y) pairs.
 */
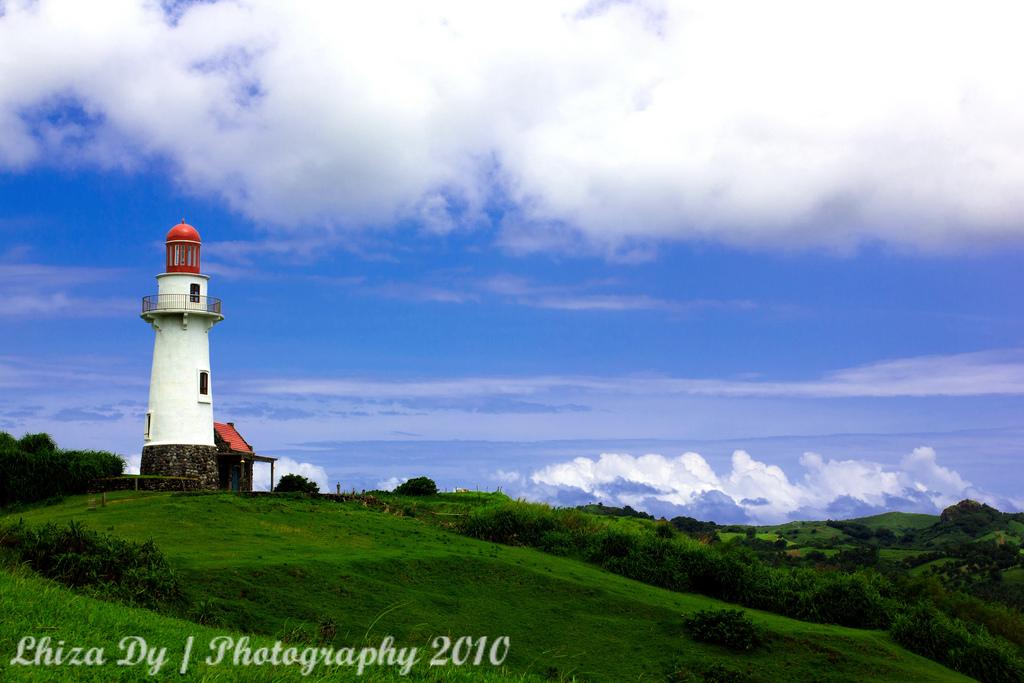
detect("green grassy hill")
(0, 569), (546, 682)
(0, 492), (968, 682)
(848, 511), (939, 531)
(703, 499), (1024, 625)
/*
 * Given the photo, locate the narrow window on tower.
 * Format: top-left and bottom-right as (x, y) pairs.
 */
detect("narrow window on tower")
(144, 412), (152, 440)
(198, 370), (210, 402)
(190, 283), (200, 303)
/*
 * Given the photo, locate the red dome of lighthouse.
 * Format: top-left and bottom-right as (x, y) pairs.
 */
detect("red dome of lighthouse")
(166, 221), (201, 243)
(165, 221), (202, 273)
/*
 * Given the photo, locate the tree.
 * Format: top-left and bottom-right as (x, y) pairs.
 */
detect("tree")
(274, 473), (319, 494)
(394, 476), (438, 496)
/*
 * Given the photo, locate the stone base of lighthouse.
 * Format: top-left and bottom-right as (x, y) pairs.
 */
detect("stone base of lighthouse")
(141, 444), (219, 490)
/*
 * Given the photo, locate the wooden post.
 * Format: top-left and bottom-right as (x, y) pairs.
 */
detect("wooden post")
(270, 461), (275, 492)
(101, 491), (107, 507)
(134, 477), (139, 491)
(336, 482), (341, 495)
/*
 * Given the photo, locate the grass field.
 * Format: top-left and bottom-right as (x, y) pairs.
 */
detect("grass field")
(717, 531), (790, 545)
(879, 548), (927, 562)
(0, 492), (969, 682)
(786, 547), (841, 558)
(1003, 567), (1024, 585)
(761, 521), (847, 546)
(909, 558), (958, 577)
(0, 569), (552, 682)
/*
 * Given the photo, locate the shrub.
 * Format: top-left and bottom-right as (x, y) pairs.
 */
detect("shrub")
(804, 570), (895, 629)
(0, 432), (124, 507)
(656, 522), (676, 538)
(891, 603), (1024, 683)
(394, 476), (438, 496)
(667, 661), (753, 683)
(0, 520), (182, 608)
(683, 609), (760, 651)
(274, 473), (319, 494)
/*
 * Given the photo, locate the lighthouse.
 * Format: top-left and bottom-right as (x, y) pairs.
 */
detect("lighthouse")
(139, 221), (223, 488)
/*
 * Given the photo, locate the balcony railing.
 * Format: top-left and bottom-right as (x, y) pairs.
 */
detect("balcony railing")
(142, 294), (222, 315)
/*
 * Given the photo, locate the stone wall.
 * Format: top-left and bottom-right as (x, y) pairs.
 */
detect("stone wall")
(141, 444), (219, 490)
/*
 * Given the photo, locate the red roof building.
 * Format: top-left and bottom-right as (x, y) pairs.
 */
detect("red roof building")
(213, 421), (276, 491)
(214, 422), (253, 453)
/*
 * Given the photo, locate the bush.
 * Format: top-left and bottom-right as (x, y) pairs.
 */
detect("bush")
(394, 476), (438, 496)
(667, 661), (753, 683)
(0, 432), (124, 507)
(461, 500), (599, 551)
(0, 520), (182, 608)
(683, 609), (760, 651)
(274, 473), (319, 494)
(804, 570), (895, 629)
(891, 603), (1024, 683)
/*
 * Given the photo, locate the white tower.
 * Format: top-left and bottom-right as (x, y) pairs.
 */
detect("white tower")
(139, 221), (223, 488)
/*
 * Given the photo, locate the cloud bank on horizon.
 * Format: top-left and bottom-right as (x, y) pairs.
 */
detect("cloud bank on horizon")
(3, 1), (1024, 252)
(506, 446), (1022, 524)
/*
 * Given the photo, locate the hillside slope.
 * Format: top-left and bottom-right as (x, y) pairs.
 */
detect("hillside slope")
(0, 569), (547, 682)
(1, 492), (968, 682)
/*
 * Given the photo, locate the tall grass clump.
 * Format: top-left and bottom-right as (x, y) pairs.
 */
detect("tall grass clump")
(0, 520), (182, 608)
(891, 603), (1024, 683)
(683, 609), (761, 651)
(0, 432), (124, 507)
(460, 500), (602, 553)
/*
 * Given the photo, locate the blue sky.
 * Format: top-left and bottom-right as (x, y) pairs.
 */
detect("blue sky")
(2, 1), (1023, 522)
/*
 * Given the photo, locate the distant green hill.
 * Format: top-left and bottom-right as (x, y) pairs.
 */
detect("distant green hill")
(0, 492), (968, 682)
(719, 499), (1024, 618)
(847, 511), (938, 532)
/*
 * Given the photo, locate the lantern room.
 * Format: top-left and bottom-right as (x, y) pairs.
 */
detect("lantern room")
(165, 221), (202, 274)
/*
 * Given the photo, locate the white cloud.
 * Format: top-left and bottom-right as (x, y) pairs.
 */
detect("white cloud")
(245, 349), (1024, 399)
(3, 1), (1024, 251)
(339, 272), (753, 312)
(899, 446), (970, 505)
(0, 264), (135, 318)
(0, 356), (145, 391)
(375, 476), (407, 492)
(253, 456), (329, 492)
(122, 452), (141, 475)
(525, 446), (1014, 523)
(494, 469), (522, 484)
